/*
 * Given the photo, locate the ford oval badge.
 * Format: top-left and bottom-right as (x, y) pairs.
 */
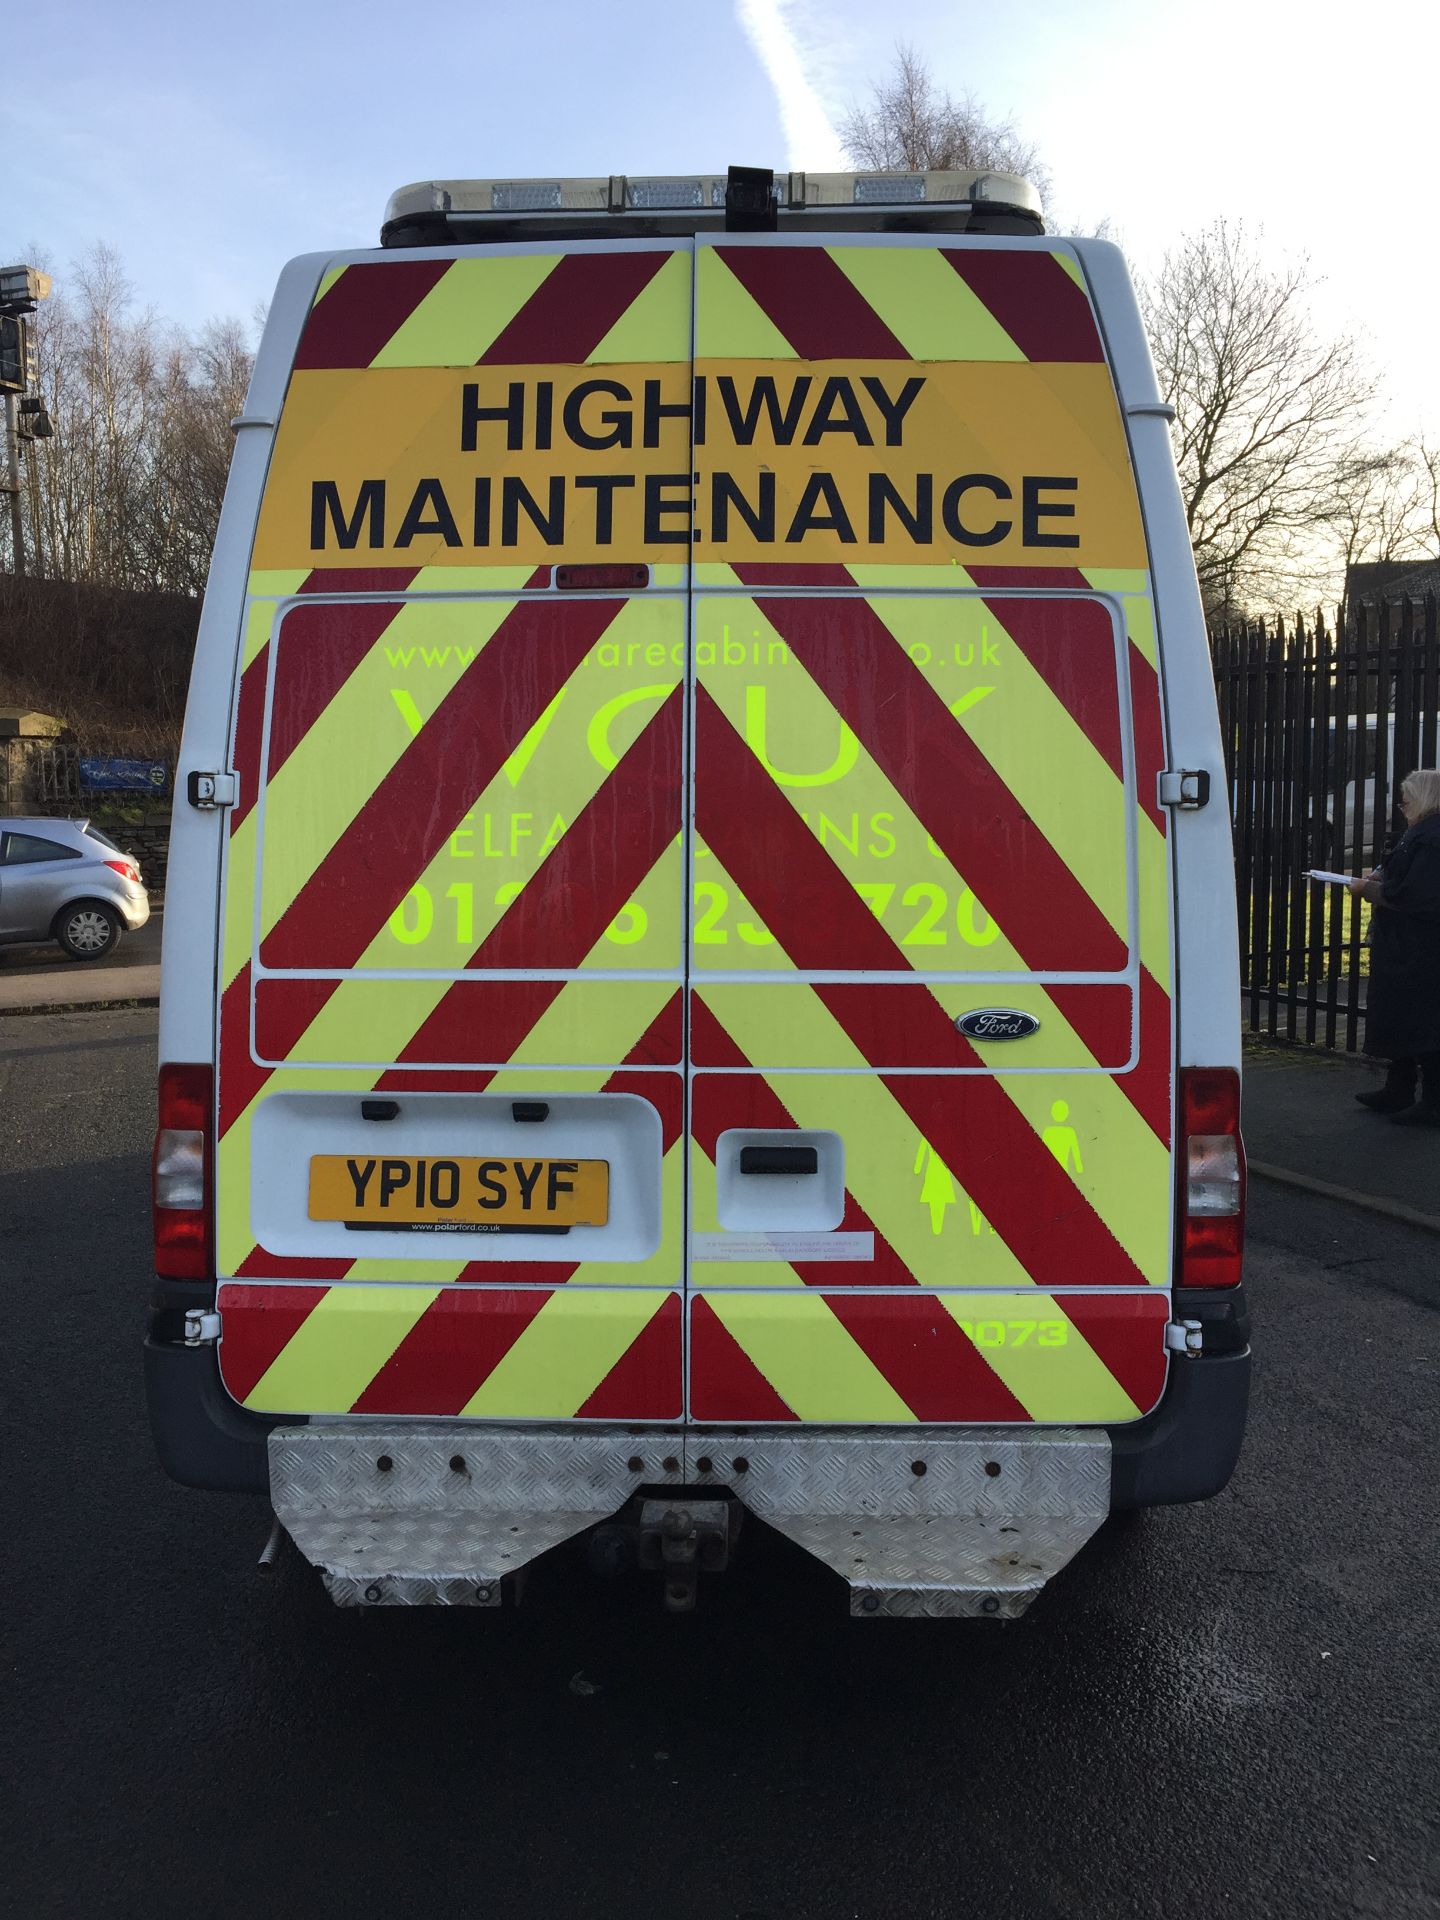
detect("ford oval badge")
(956, 1008), (1041, 1041)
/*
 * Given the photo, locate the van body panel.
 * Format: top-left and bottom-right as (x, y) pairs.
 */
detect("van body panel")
(1067, 239), (1241, 1080)
(200, 233), (1184, 1430)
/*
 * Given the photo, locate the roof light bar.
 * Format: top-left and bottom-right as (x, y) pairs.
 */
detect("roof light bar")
(382, 168), (1043, 245)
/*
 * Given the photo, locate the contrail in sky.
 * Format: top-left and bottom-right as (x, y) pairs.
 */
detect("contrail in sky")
(735, 0), (850, 171)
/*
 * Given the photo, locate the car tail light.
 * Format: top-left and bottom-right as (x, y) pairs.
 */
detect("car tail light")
(104, 858), (141, 884)
(154, 1063), (213, 1280)
(1178, 1067), (1244, 1287)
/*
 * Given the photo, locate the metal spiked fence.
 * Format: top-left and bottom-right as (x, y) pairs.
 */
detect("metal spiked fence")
(1211, 596), (1440, 1048)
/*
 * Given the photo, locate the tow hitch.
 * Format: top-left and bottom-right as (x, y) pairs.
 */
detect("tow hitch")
(637, 1500), (741, 1612)
(587, 1496), (743, 1610)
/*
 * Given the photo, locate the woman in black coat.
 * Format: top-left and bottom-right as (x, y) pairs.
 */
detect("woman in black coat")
(1352, 768), (1440, 1125)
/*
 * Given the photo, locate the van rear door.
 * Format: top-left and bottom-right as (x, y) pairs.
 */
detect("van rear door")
(214, 242), (694, 1422)
(212, 232), (1174, 1432)
(683, 236), (1175, 1426)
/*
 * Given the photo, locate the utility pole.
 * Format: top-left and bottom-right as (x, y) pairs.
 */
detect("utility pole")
(25, 412), (44, 577)
(0, 266), (54, 578)
(3, 391), (23, 576)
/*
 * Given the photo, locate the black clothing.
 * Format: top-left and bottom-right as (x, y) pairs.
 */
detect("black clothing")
(1355, 1058), (1419, 1110)
(1356, 1052), (1440, 1112)
(1364, 813), (1440, 1060)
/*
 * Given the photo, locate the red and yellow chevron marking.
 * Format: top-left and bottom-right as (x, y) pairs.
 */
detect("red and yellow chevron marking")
(219, 1285), (683, 1420)
(691, 589), (1171, 1089)
(295, 249), (691, 371)
(211, 236), (1173, 1426)
(695, 241), (1103, 364)
(676, 567), (1172, 1419)
(214, 582), (1172, 1419)
(219, 1037), (687, 1417)
(688, 1291), (1168, 1425)
(215, 588), (690, 1326)
(249, 241), (1145, 573)
(224, 589), (681, 988)
(678, 1010), (1166, 1421)
(297, 242), (1102, 376)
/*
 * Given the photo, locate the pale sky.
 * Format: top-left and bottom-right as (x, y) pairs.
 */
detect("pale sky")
(9, 0), (1440, 440)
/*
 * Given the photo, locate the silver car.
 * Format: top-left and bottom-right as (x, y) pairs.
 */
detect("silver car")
(0, 817), (151, 961)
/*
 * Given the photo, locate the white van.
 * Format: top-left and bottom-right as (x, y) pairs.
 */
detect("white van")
(146, 168), (1249, 1617)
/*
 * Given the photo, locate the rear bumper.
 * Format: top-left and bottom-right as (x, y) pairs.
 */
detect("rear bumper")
(1109, 1343), (1250, 1507)
(145, 1287), (1251, 1509)
(61, 882), (149, 931)
(145, 1335), (282, 1494)
(268, 1423), (1115, 1617)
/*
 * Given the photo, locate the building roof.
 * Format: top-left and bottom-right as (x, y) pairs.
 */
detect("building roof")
(1345, 559), (1440, 606)
(0, 707), (63, 738)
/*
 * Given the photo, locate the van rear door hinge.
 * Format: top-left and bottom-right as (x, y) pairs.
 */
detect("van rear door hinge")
(1165, 1318), (1204, 1356)
(183, 1309), (222, 1347)
(1158, 768), (1211, 810)
(186, 770), (238, 810)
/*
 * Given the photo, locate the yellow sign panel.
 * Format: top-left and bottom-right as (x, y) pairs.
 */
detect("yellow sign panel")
(252, 358), (1146, 573)
(307, 1154), (610, 1228)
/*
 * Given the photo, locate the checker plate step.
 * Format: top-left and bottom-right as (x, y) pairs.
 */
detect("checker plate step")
(268, 1425), (1110, 1614)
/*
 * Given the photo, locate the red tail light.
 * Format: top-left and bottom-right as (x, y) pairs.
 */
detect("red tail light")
(1179, 1067), (1244, 1287)
(104, 858), (141, 883)
(154, 1063), (213, 1280)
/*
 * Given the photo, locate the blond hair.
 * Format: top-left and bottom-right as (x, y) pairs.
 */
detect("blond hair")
(1401, 768), (1440, 823)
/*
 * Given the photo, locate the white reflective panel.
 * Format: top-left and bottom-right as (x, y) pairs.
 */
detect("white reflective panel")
(627, 178), (705, 209)
(852, 174), (926, 204)
(490, 180), (563, 212)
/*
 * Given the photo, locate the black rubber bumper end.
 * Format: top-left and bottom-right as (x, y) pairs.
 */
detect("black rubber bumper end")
(144, 1338), (281, 1495)
(1109, 1347), (1251, 1509)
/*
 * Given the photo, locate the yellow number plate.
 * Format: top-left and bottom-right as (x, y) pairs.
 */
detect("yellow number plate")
(308, 1155), (609, 1229)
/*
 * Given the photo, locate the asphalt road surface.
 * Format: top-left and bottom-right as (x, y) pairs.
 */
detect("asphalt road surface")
(0, 910), (162, 1013)
(6, 1008), (1437, 1920)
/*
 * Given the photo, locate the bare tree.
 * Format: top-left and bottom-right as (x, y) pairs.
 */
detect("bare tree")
(1316, 445), (1431, 591)
(841, 44), (1046, 190)
(146, 318), (254, 592)
(1415, 438), (1440, 555)
(1141, 222), (1379, 615)
(7, 244), (252, 593)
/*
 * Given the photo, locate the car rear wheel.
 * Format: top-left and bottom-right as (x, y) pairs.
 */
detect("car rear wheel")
(55, 901), (123, 961)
